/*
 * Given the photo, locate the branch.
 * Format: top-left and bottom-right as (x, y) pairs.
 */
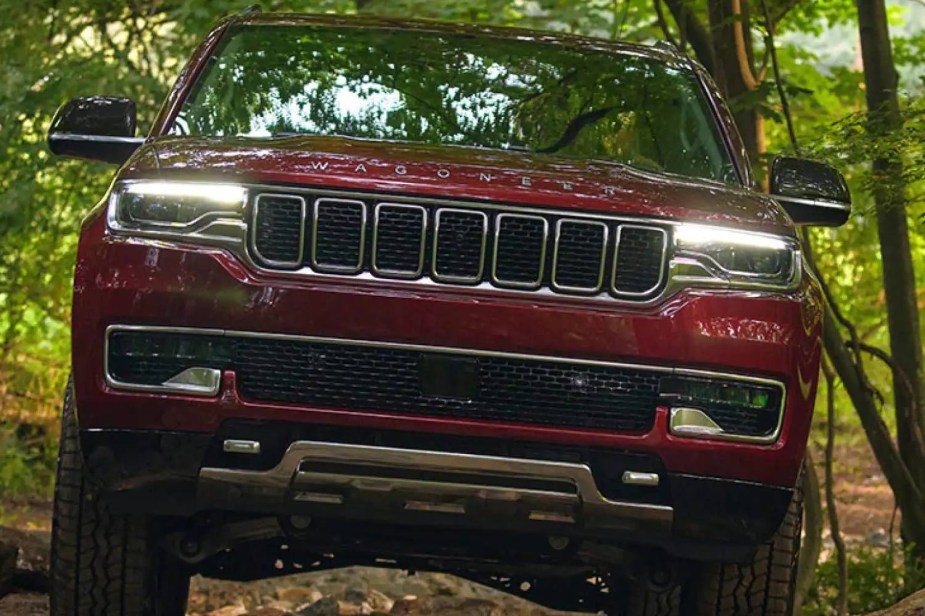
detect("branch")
(760, 0), (799, 151)
(794, 450), (823, 610)
(822, 359), (848, 616)
(848, 340), (925, 465)
(731, 0), (761, 90)
(823, 311), (925, 530)
(653, 0), (680, 48)
(662, 0), (716, 74)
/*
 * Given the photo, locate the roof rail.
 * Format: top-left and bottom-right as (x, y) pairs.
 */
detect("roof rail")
(240, 4), (262, 14)
(652, 40), (682, 55)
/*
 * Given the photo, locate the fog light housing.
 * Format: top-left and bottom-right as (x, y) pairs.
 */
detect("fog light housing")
(105, 327), (232, 396)
(660, 376), (784, 443)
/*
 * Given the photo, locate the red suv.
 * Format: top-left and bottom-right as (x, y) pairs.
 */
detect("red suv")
(48, 11), (850, 616)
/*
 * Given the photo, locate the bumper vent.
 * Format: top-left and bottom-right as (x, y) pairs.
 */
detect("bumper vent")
(249, 190), (669, 300)
(107, 329), (660, 433)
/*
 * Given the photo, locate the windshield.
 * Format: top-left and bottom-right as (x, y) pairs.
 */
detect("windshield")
(172, 24), (737, 183)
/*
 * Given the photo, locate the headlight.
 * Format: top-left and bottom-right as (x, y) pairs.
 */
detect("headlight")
(109, 181), (247, 229)
(672, 223), (799, 289)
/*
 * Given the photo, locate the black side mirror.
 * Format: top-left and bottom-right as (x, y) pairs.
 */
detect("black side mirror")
(48, 96), (143, 165)
(770, 156), (852, 227)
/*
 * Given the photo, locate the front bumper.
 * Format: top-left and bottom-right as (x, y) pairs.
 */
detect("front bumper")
(72, 213), (822, 490)
(81, 426), (794, 560)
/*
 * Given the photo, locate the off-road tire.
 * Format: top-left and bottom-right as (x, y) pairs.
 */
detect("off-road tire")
(625, 585), (682, 616)
(50, 379), (190, 616)
(683, 473), (804, 616)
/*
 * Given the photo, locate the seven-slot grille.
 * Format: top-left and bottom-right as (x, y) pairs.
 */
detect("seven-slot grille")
(250, 191), (668, 299)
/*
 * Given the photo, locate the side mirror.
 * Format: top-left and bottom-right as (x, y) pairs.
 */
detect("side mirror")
(48, 96), (143, 165)
(770, 156), (852, 227)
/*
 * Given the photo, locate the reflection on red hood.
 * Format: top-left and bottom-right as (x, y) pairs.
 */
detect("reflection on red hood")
(122, 136), (794, 236)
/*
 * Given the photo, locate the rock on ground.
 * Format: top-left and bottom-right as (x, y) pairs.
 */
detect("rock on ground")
(866, 588), (925, 615)
(0, 592), (48, 616)
(187, 567), (577, 615)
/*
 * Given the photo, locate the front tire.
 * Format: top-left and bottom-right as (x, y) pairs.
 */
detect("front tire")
(50, 379), (190, 616)
(683, 473), (804, 616)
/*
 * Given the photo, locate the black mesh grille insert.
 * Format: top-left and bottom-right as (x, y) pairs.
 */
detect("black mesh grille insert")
(494, 214), (546, 287)
(614, 226), (667, 295)
(313, 199), (365, 271)
(374, 205), (426, 277)
(253, 195), (303, 265)
(106, 330), (781, 438)
(553, 220), (607, 291)
(232, 337), (658, 432)
(433, 210), (486, 281)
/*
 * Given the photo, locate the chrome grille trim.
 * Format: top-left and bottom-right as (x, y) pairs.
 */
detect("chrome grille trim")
(371, 203), (427, 279)
(311, 198), (367, 273)
(250, 193), (307, 268)
(551, 219), (609, 294)
(235, 185), (704, 305)
(431, 208), (488, 284)
(491, 213), (548, 290)
(612, 224), (668, 297)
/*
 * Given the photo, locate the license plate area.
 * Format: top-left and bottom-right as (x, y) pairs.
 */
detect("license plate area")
(418, 354), (479, 401)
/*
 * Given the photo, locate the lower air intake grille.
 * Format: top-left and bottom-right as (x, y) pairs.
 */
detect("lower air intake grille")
(107, 330), (660, 433)
(233, 337), (658, 432)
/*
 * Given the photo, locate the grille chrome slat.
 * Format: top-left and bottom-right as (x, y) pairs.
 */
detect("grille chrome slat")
(311, 198), (367, 273)
(251, 194), (307, 268)
(551, 219), (609, 293)
(492, 213), (548, 289)
(612, 225), (668, 296)
(251, 190), (668, 300)
(372, 203), (427, 279)
(432, 209), (488, 284)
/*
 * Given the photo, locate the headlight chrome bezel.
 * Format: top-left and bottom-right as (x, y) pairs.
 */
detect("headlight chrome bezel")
(108, 180), (249, 233)
(671, 222), (801, 292)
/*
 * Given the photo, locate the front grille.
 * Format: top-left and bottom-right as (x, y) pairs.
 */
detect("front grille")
(249, 189), (669, 300)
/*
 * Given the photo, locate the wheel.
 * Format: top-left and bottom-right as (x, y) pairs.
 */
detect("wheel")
(50, 378), (190, 616)
(625, 585), (681, 616)
(682, 472), (804, 616)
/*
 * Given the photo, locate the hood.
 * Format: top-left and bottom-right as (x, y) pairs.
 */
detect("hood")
(122, 136), (794, 236)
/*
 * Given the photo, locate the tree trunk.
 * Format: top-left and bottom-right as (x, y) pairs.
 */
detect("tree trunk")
(794, 450), (823, 611)
(707, 0), (763, 164)
(856, 0), (925, 562)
